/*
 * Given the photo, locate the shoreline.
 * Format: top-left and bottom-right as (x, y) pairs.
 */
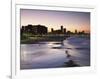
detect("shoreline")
(21, 35), (90, 44)
(21, 35), (69, 44)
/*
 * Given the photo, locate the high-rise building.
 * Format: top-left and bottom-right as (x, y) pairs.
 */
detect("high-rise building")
(64, 28), (66, 33)
(75, 29), (77, 34)
(61, 25), (64, 32)
(51, 28), (54, 32)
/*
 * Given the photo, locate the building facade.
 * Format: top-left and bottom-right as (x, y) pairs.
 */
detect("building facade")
(21, 24), (48, 35)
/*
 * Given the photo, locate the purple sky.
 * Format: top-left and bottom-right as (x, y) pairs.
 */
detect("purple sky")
(20, 9), (90, 33)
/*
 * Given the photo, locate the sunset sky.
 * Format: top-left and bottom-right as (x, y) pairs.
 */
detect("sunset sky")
(20, 9), (90, 33)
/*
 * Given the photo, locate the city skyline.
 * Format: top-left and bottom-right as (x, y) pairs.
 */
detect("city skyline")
(21, 9), (90, 33)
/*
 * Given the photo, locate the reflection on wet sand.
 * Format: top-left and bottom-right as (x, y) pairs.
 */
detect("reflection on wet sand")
(63, 50), (79, 67)
(20, 36), (90, 69)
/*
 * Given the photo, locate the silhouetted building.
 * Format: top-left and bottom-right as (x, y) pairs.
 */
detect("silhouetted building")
(75, 29), (78, 34)
(78, 30), (85, 35)
(52, 30), (63, 34)
(67, 30), (71, 35)
(21, 24), (48, 35)
(51, 28), (54, 32)
(50, 25), (66, 34)
(61, 25), (64, 32)
(64, 28), (66, 34)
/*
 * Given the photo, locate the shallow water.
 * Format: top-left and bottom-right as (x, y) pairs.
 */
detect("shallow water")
(20, 36), (90, 69)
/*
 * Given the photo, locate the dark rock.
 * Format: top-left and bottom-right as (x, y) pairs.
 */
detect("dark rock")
(64, 60), (79, 67)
